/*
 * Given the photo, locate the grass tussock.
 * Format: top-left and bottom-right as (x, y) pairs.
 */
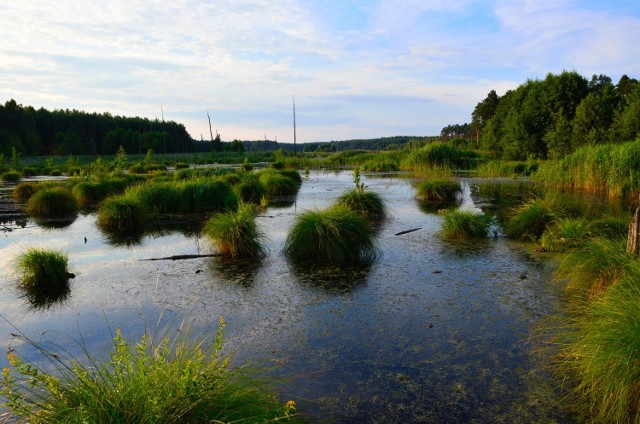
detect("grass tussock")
(439, 209), (494, 239)
(1, 170), (21, 182)
(285, 207), (377, 263)
(539, 218), (591, 252)
(97, 194), (147, 233)
(558, 265), (640, 423)
(233, 175), (265, 204)
(258, 170), (301, 198)
(12, 182), (37, 203)
(12, 248), (71, 294)
(415, 179), (461, 202)
(1, 318), (302, 423)
(505, 197), (558, 240)
(26, 187), (78, 217)
(203, 203), (265, 258)
(335, 189), (386, 221)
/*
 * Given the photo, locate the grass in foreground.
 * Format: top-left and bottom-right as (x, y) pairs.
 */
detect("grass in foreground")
(284, 207), (377, 263)
(203, 203), (265, 258)
(1, 317), (302, 423)
(439, 209), (494, 239)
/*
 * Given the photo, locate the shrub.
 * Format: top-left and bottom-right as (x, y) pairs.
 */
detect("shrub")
(0, 318), (301, 423)
(415, 179), (461, 202)
(505, 198), (558, 240)
(284, 207), (377, 263)
(26, 187), (78, 217)
(203, 203), (265, 258)
(2, 170), (22, 182)
(335, 189), (386, 221)
(279, 169), (302, 185)
(128, 163), (146, 174)
(440, 209), (494, 239)
(12, 248), (71, 294)
(67, 166), (82, 176)
(97, 194), (147, 233)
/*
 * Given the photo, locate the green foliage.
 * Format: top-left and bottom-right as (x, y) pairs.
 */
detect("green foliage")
(1, 169), (21, 182)
(439, 209), (494, 239)
(12, 248), (70, 294)
(97, 194), (147, 232)
(558, 264), (640, 423)
(174, 162), (189, 170)
(203, 203), (265, 258)
(71, 178), (131, 206)
(270, 160), (285, 170)
(401, 143), (475, 171)
(415, 179), (461, 202)
(12, 182), (36, 203)
(539, 218), (591, 252)
(505, 197), (558, 240)
(233, 175), (265, 204)
(334, 189), (386, 221)
(284, 207), (377, 263)
(1, 318), (301, 423)
(112, 146), (128, 172)
(26, 187), (78, 217)
(360, 159), (399, 172)
(258, 170), (300, 198)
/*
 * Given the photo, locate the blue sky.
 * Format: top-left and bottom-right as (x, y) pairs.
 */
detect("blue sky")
(1, 0), (639, 143)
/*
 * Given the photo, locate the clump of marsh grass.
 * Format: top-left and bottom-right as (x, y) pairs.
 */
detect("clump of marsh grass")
(505, 197), (559, 240)
(0, 317), (302, 423)
(415, 179), (461, 202)
(97, 194), (147, 233)
(334, 169), (386, 221)
(12, 248), (71, 295)
(1, 170), (21, 182)
(233, 174), (265, 204)
(539, 218), (591, 252)
(203, 203), (265, 258)
(284, 206), (377, 263)
(439, 209), (494, 240)
(558, 265), (640, 423)
(258, 170), (300, 198)
(588, 215), (628, 240)
(555, 237), (629, 297)
(26, 187), (78, 217)
(12, 182), (37, 203)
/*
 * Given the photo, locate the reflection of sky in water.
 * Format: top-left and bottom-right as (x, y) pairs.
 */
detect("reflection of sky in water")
(0, 172), (573, 422)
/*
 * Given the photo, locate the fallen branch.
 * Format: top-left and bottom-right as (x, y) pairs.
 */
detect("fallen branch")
(394, 228), (422, 236)
(140, 254), (223, 261)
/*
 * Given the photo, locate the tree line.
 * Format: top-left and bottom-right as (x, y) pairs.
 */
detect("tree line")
(0, 99), (193, 157)
(444, 71), (640, 159)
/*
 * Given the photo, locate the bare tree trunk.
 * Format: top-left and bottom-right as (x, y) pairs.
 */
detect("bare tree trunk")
(627, 207), (640, 256)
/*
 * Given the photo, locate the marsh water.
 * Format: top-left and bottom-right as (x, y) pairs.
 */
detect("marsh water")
(0, 171), (579, 422)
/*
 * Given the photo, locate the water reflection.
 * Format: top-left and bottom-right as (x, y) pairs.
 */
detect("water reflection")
(20, 283), (71, 311)
(289, 259), (373, 294)
(31, 214), (78, 229)
(206, 256), (263, 288)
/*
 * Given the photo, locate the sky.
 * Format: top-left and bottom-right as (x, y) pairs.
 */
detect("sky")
(1, 1), (639, 143)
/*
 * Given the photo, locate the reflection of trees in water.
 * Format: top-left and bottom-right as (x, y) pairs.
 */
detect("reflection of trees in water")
(289, 259), (374, 294)
(206, 256), (263, 288)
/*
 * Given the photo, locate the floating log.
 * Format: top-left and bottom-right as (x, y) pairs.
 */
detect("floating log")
(627, 207), (640, 256)
(394, 228), (422, 236)
(140, 253), (223, 261)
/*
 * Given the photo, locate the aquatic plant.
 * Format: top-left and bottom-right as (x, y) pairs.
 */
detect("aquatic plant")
(415, 179), (461, 202)
(279, 169), (302, 185)
(360, 159), (399, 172)
(334, 169), (386, 221)
(21, 166), (38, 177)
(174, 162), (189, 170)
(26, 187), (78, 217)
(539, 218), (591, 252)
(1, 170), (21, 182)
(0, 318), (301, 423)
(558, 265), (640, 423)
(270, 160), (285, 170)
(203, 203), (265, 258)
(284, 206), (377, 263)
(233, 175), (265, 204)
(440, 209), (494, 239)
(12, 248), (71, 294)
(554, 237), (629, 297)
(97, 194), (147, 233)
(588, 215), (629, 240)
(505, 197), (558, 240)
(12, 182), (37, 203)
(259, 170), (300, 198)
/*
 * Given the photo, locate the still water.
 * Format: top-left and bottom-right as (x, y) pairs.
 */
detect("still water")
(0, 172), (572, 423)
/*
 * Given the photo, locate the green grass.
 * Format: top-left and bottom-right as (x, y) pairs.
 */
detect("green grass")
(174, 162), (189, 170)
(334, 189), (386, 221)
(12, 248), (71, 294)
(203, 203), (265, 258)
(539, 218), (591, 252)
(26, 187), (78, 217)
(439, 209), (494, 239)
(284, 207), (377, 263)
(558, 263), (640, 423)
(258, 170), (300, 198)
(233, 175), (265, 204)
(1, 170), (22, 182)
(1, 318), (302, 423)
(415, 179), (461, 202)
(12, 182), (37, 203)
(71, 179), (129, 206)
(360, 159), (399, 172)
(505, 197), (558, 240)
(97, 194), (148, 233)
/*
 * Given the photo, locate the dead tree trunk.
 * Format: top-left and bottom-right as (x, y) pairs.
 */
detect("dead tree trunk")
(627, 207), (640, 256)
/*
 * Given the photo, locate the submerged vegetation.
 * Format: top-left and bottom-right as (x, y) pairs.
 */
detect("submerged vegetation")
(1, 318), (301, 423)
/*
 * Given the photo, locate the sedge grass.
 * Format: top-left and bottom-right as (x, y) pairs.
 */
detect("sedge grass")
(439, 209), (494, 240)
(233, 175), (265, 204)
(558, 264), (640, 423)
(334, 189), (386, 221)
(12, 182), (37, 203)
(505, 197), (558, 240)
(203, 203), (265, 258)
(539, 218), (591, 252)
(12, 248), (71, 294)
(284, 206), (377, 263)
(415, 179), (461, 202)
(97, 194), (147, 233)
(26, 187), (78, 217)
(1, 170), (21, 182)
(258, 170), (300, 198)
(0, 317), (302, 423)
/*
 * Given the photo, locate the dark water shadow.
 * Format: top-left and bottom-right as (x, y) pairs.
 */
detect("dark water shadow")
(289, 259), (374, 294)
(416, 199), (458, 215)
(268, 196), (297, 209)
(439, 238), (495, 257)
(99, 226), (145, 247)
(206, 256), (264, 288)
(19, 283), (71, 311)
(31, 213), (78, 229)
